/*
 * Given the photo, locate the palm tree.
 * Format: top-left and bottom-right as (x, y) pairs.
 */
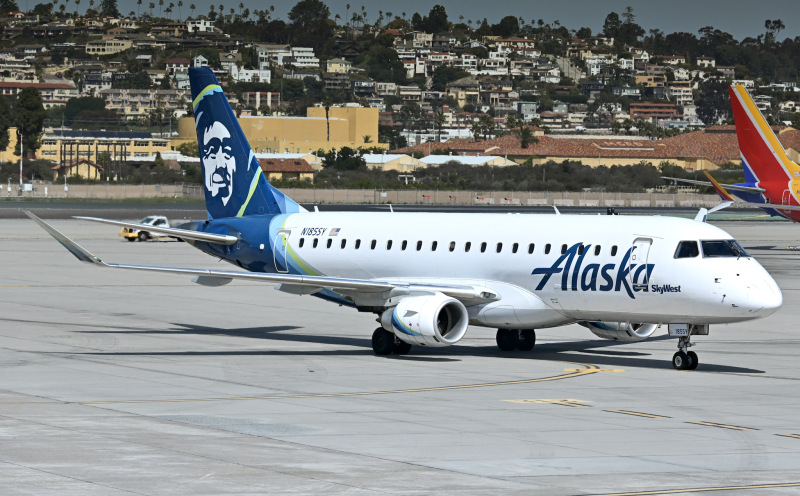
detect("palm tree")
(238, 2), (243, 15)
(148, 2), (154, 16)
(514, 125), (536, 148)
(74, 0), (80, 14)
(158, 0), (164, 17)
(177, 0), (182, 20)
(137, 0), (142, 17)
(189, 2), (195, 18)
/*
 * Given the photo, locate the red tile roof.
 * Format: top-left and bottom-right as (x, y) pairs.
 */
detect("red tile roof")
(258, 158), (314, 173)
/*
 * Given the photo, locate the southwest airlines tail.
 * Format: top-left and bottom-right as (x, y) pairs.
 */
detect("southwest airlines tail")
(189, 67), (304, 219)
(729, 84), (800, 188)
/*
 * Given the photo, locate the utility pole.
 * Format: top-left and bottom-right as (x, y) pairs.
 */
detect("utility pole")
(18, 129), (22, 194)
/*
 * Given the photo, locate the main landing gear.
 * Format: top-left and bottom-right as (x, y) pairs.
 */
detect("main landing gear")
(372, 327), (412, 356)
(496, 329), (536, 352)
(672, 335), (698, 371)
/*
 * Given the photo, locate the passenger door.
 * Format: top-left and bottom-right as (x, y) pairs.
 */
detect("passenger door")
(273, 229), (291, 273)
(628, 237), (653, 291)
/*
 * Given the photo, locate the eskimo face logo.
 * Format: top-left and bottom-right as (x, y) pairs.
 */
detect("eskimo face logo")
(202, 121), (236, 206)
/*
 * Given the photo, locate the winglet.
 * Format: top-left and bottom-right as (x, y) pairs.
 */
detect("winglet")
(703, 171), (736, 202)
(694, 208), (708, 222)
(23, 211), (105, 266)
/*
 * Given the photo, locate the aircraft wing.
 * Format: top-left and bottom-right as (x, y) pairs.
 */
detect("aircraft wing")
(661, 176), (765, 194)
(74, 216), (239, 245)
(26, 211), (495, 303)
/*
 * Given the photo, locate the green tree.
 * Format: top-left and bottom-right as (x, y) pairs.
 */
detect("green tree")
(602, 12), (621, 39)
(154, 151), (164, 168)
(321, 146), (366, 171)
(424, 4), (449, 33)
(99, 0), (119, 16)
(176, 140), (198, 157)
(0, 97), (11, 152)
(63, 96), (105, 126)
(0, 0), (19, 13)
(14, 88), (46, 157)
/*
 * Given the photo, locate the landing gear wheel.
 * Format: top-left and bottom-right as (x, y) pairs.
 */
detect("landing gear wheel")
(496, 328), (520, 351)
(126, 237), (136, 242)
(372, 327), (394, 355)
(137, 231), (149, 242)
(518, 329), (536, 351)
(687, 351), (698, 370)
(392, 339), (412, 355)
(672, 351), (690, 370)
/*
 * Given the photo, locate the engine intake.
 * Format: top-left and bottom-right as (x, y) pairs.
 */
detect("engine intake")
(381, 293), (469, 347)
(581, 321), (658, 342)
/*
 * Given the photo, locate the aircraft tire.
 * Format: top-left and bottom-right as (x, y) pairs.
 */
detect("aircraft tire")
(687, 351), (699, 370)
(392, 340), (412, 355)
(138, 231), (149, 242)
(372, 327), (394, 355)
(126, 237), (136, 242)
(496, 328), (520, 351)
(518, 330), (536, 351)
(672, 351), (690, 370)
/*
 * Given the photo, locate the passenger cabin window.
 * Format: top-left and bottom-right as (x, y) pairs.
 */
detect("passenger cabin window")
(355, 239), (361, 249)
(341, 239), (347, 249)
(528, 243), (535, 254)
(401, 240), (407, 250)
(386, 240), (393, 250)
(512, 243), (519, 254)
(611, 245), (618, 256)
(545, 244), (551, 254)
(465, 241), (472, 252)
(701, 240), (748, 258)
(431, 241), (438, 251)
(416, 241), (423, 251)
(449, 241), (456, 252)
(480, 242), (487, 253)
(313, 238), (319, 248)
(496, 242), (503, 253)
(561, 244), (568, 254)
(594, 245), (601, 256)
(578, 245), (585, 255)
(299, 238), (305, 248)
(370, 240), (377, 250)
(326, 238), (332, 248)
(674, 241), (699, 258)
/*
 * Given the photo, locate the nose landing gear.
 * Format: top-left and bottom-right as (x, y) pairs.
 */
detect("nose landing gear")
(673, 335), (698, 370)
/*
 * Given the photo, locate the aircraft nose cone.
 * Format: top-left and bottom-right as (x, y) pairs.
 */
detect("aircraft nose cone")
(748, 276), (783, 317)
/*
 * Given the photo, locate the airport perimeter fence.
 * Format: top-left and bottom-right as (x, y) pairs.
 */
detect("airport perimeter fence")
(7, 183), (735, 208)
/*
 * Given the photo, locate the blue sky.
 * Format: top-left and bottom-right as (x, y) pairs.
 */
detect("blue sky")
(112, 0), (798, 41)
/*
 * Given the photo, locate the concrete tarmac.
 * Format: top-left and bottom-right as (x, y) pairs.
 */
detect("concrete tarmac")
(2, 214), (800, 495)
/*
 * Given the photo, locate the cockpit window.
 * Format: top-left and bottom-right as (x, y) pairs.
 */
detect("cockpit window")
(674, 240), (699, 258)
(701, 240), (750, 258)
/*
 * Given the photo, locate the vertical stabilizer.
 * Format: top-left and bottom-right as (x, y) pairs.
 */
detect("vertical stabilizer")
(729, 85), (800, 186)
(189, 68), (304, 219)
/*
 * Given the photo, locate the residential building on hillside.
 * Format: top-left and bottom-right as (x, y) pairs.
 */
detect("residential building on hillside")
(99, 88), (190, 120)
(0, 81), (78, 107)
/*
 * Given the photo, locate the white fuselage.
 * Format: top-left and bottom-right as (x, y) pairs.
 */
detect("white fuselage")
(269, 212), (781, 328)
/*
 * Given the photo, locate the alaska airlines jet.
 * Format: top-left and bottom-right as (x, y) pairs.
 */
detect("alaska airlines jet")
(26, 69), (783, 371)
(665, 84), (800, 221)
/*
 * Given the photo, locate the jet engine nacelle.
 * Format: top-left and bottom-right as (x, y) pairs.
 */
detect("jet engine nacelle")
(381, 293), (469, 347)
(581, 321), (659, 342)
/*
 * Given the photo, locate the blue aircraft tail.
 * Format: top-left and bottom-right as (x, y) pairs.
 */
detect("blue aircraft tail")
(189, 67), (303, 219)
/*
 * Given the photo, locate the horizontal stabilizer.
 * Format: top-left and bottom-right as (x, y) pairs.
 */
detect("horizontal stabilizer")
(661, 176), (765, 194)
(74, 216), (238, 245)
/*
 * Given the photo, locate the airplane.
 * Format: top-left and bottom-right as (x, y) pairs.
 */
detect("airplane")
(664, 84), (800, 221)
(26, 68), (783, 371)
